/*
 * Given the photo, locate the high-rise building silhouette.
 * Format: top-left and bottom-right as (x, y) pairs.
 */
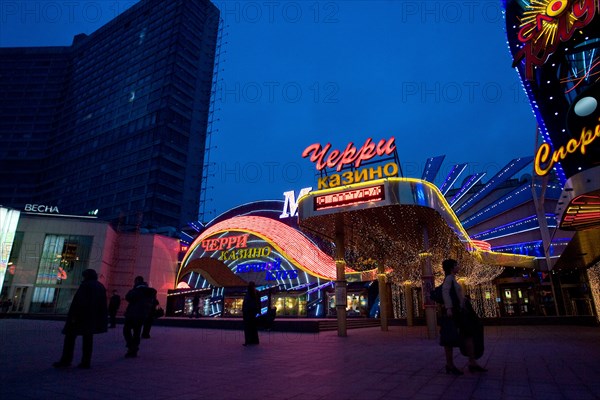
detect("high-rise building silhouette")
(0, 0), (220, 230)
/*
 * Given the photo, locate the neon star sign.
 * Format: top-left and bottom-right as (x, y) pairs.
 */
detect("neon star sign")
(514, 0), (597, 80)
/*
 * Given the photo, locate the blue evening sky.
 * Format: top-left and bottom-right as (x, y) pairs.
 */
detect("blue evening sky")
(1, 1), (536, 220)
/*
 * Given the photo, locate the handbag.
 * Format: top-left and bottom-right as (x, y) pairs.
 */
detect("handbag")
(153, 306), (165, 319)
(459, 299), (484, 359)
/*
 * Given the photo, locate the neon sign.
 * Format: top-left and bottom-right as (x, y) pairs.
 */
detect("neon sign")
(218, 246), (271, 261)
(317, 162), (398, 190)
(236, 258), (299, 280)
(561, 194), (600, 230)
(514, 0), (596, 80)
(302, 137), (396, 172)
(314, 185), (385, 211)
(201, 234), (249, 252)
(279, 187), (312, 218)
(534, 121), (600, 175)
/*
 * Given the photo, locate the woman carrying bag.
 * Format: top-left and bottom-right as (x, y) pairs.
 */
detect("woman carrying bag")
(440, 259), (487, 375)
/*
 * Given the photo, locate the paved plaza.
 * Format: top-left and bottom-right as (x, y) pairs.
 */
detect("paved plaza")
(1, 319), (600, 400)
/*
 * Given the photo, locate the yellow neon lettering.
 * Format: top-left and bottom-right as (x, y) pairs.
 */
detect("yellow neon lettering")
(534, 119), (600, 176)
(261, 247), (271, 257)
(534, 143), (552, 176)
(355, 169), (368, 182)
(369, 166), (383, 180)
(342, 171), (354, 185)
(384, 162), (398, 177)
(318, 176), (329, 190)
(248, 248), (261, 258)
(566, 138), (578, 154)
(551, 145), (568, 163)
(330, 174), (341, 187)
(580, 128), (594, 154)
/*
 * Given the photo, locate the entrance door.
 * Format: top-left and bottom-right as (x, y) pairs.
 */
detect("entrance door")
(500, 286), (535, 316)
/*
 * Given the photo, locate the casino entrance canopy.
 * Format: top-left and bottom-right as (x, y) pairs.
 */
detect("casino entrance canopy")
(297, 177), (536, 274)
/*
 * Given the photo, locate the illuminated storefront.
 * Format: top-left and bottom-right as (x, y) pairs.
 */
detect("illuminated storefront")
(1, 210), (178, 315)
(171, 202), (379, 318)
(173, 123), (600, 323)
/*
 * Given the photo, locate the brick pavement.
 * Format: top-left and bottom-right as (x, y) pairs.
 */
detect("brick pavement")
(1, 319), (599, 400)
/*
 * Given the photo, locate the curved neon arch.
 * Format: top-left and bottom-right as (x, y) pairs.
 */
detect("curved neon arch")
(179, 216), (339, 281)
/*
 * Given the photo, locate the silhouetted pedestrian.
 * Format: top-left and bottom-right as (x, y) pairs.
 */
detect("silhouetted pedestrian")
(142, 296), (159, 339)
(242, 281), (260, 346)
(439, 259), (487, 375)
(123, 276), (156, 357)
(190, 293), (200, 318)
(108, 290), (121, 328)
(53, 269), (108, 369)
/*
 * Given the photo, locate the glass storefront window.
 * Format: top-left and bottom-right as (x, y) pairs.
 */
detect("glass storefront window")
(30, 235), (93, 314)
(36, 235), (93, 286)
(29, 287), (76, 314)
(273, 295), (307, 317)
(327, 291), (368, 317)
(223, 297), (243, 317)
(347, 293), (367, 317)
(1, 231), (23, 299)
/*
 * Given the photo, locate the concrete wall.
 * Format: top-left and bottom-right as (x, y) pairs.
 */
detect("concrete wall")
(106, 232), (178, 314)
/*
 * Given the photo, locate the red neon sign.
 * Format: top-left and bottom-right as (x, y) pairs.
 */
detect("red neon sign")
(302, 137), (396, 172)
(314, 185), (385, 211)
(201, 234), (249, 252)
(514, 0), (596, 80)
(470, 240), (492, 252)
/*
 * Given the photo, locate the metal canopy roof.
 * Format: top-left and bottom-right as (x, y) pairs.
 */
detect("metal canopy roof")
(298, 178), (536, 283)
(554, 228), (600, 271)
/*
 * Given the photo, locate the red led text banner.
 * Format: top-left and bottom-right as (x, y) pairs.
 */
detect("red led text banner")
(314, 185), (385, 211)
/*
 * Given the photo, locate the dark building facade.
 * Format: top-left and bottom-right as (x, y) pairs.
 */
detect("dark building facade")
(0, 0), (220, 229)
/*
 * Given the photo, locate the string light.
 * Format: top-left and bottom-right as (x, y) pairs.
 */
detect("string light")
(587, 261), (600, 323)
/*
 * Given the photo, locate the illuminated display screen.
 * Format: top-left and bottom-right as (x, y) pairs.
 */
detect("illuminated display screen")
(314, 185), (385, 211)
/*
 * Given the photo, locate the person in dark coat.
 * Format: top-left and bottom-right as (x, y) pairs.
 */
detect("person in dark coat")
(190, 293), (200, 318)
(108, 290), (121, 328)
(439, 259), (487, 375)
(123, 276), (156, 357)
(53, 269), (108, 369)
(242, 281), (260, 346)
(141, 296), (159, 339)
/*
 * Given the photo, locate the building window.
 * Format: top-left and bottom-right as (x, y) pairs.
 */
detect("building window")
(30, 235), (93, 314)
